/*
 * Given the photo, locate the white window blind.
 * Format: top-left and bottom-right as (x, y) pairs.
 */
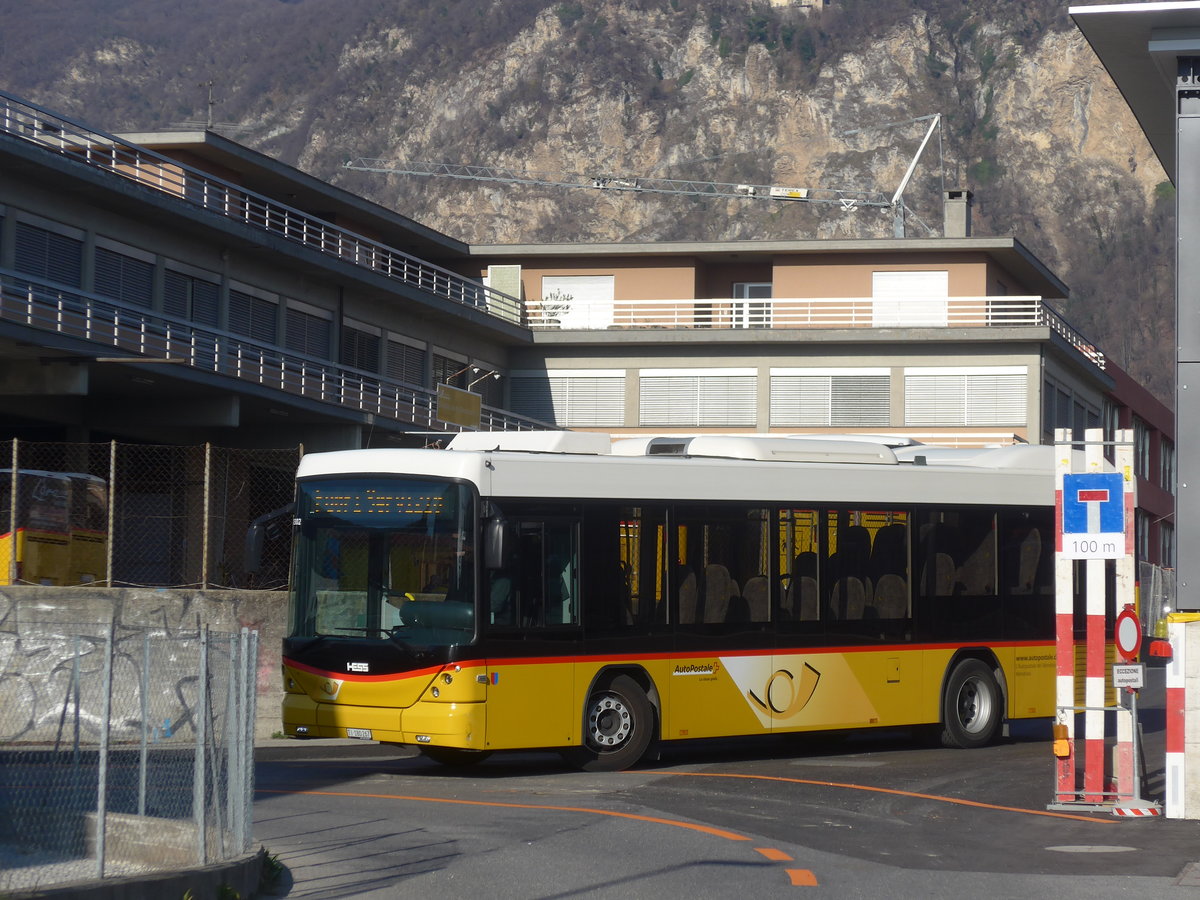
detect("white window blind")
(540, 275), (614, 328)
(872, 270), (948, 327)
(639, 369), (756, 427)
(770, 368), (890, 426)
(904, 366), (1027, 426)
(511, 370), (625, 427)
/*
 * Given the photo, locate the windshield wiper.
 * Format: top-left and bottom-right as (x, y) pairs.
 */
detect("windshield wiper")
(323, 626), (389, 637)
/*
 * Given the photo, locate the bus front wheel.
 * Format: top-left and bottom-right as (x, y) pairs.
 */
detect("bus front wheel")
(563, 674), (654, 772)
(941, 658), (1002, 749)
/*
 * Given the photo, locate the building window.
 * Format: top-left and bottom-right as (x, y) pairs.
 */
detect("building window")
(386, 337), (426, 386)
(732, 282), (772, 328)
(904, 367), (1027, 426)
(511, 370), (625, 427)
(1161, 521), (1175, 569)
(284, 305), (332, 359)
(228, 288), (278, 344)
(1161, 436), (1176, 493)
(94, 245), (154, 309)
(341, 321), (380, 372)
(14, 220), (83, 289)
(164, 269), (219, 327)
(640, 368), (756, 427)
(769, 368), (890, 427)
(433, 353), (468, 388)
(1136, 509), (1150, 562)
(539, 275), (615, 328)
(1133, 416), (1151, 480)
(871, 271), (948, 327)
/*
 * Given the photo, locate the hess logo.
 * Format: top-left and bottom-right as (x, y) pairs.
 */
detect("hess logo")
(346, 661), (369, 674)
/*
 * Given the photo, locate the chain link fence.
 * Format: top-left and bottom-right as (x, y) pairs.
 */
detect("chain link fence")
(2, 440), (299, 589)
(0, 617), (258, 893)
(1140, 560), (1177, 638)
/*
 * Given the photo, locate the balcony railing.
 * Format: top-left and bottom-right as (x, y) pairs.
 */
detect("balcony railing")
(0, 90), (523, 325)
(526, 294), (1105, 370)
(0, 271), (546, 433)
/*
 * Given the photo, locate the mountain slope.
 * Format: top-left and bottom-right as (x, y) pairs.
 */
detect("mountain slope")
(0, 0), (1174, 400)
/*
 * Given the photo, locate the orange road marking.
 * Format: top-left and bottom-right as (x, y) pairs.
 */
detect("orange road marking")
(257, 787), (751, 840)
(786, 868), (819, 886)
(756, 847), (793, 861)
(667, 772), (1118, 823)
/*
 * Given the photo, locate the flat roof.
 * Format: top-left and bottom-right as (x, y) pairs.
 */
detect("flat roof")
(1071, 1), (1200, 184)
(117, 130), (470, 259)
(470, 236), (1070, 299)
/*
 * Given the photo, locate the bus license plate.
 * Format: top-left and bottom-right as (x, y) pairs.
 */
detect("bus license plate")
(346, 728), (373, 740)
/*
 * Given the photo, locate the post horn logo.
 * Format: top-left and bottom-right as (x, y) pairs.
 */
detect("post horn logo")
(746, 663), (821, 717)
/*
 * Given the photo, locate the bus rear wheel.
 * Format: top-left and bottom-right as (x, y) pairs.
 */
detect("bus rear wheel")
(941, 658), (1002, 749)
(419, 747), (492, 767)
(563, 674), (654, 772)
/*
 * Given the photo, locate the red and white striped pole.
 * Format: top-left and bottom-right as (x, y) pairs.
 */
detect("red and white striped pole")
(1053, 430), (1076, 804)
(1113, 432), (1137, 804)
(1166, 617), (1187, 818)
(1083, 429), (1106, 803)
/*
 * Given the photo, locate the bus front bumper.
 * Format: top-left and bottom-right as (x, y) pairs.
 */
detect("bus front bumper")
(282, 693), (486, 749)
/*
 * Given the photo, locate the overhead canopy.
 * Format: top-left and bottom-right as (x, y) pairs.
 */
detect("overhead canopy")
(1072, 1), (1200, 184)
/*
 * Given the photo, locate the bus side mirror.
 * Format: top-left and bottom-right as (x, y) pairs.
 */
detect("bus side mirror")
(245, 523), (265, 575)
(483, 517), (509, 570)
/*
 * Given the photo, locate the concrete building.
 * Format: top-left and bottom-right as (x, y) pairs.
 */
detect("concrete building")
(0, 87), (1175, 570)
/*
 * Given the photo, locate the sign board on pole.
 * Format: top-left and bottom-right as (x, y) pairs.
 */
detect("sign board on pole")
(1114, 605), (1143, 662)
(436, 383), (482, 429)
(1059, 472), (1126, 559)
(1112, 664), (1145, 690)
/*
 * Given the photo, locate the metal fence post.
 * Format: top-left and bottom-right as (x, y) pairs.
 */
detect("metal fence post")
(193, 625), (209, 866)
(95, 618), (115, 878)
(138, 632), (150, 817)
(105, 440), (116, 587)
(201, 442), (211, 589)
(243, 627), (258, 851)
(8, 438), (18, 584)
(227, 634), (243, 852)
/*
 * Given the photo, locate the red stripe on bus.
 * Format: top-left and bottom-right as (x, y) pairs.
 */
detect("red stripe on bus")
(284, 640), (1056, 683)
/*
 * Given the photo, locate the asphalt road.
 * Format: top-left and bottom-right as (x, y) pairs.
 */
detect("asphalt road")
(254, 670), (1200, 899)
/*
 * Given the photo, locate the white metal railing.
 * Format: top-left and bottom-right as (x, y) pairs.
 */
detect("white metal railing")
(0, 89), (523, 325)
(526, 294), (1106, 370)
(0, 271), (546, 432)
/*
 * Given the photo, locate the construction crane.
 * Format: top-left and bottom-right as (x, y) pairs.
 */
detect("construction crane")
(345, 113), (942, 237)
(343, 160), (891, 212)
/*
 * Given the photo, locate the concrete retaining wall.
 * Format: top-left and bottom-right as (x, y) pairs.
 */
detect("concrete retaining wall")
(0, 586), (287, 742)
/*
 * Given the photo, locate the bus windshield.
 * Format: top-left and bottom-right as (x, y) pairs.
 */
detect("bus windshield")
(289, 476), (476, 645)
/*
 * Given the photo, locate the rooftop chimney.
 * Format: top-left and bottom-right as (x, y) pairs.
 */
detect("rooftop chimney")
(944, 189), (973, 238)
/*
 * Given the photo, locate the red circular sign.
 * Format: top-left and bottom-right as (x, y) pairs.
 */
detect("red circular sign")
(1115, 607), (1142, 662)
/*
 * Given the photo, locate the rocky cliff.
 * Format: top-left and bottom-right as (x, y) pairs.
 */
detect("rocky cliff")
(0, 0), (1174, 398)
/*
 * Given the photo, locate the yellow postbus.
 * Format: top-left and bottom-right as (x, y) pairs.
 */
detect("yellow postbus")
(281, 433), (1057, 770)
(0, 469), (108, 585)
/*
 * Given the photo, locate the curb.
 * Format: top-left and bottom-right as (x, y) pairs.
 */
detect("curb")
(4, 847), (265, 900)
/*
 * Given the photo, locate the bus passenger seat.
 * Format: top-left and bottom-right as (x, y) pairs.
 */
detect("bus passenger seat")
(872, 573), (908, 619)
(676, 566), (698, 624)
(797, 577), (819, 620)
(741, 575), (769, 622)
(702, 564), (737, 623)
(835, 577), (868, 620)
